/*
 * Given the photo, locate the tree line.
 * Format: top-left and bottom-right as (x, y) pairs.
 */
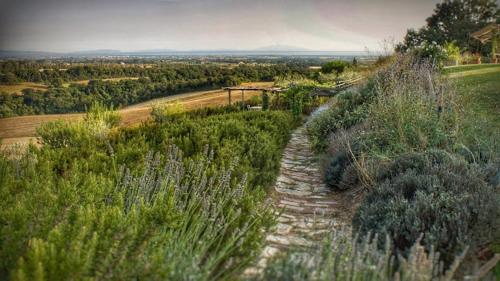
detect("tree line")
(0, 63), (308, 117)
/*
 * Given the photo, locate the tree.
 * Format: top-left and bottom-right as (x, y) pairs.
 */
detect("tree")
(321, 60), (350, 74)
(397, 0), (499, 54)
(2, 72), (18, 84)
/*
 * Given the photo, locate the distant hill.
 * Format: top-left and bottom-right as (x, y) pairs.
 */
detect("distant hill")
(68, 49), (121, 55)
(0, 48), (376, 59)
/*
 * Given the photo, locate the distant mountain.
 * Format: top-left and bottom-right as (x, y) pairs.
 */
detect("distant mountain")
(0, 50), (61, 58)
(253, 45), (311, 52)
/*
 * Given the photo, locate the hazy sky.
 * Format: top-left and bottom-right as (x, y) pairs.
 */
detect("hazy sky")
(0, 0), (442, 52)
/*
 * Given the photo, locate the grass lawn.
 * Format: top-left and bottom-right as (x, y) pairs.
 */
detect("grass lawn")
(443, 63), (500, 74)
(448, 64), (500, 126)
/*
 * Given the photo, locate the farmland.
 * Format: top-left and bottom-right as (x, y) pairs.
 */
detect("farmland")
(0, 82), (270, 148)
(0, 82), (47, 94)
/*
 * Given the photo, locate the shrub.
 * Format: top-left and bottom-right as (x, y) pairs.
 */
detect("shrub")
(37, 103), (121, 148)
(324, 150), (351, 189)
(444, 41), (461, 66)
(307, 82), (375, 152)
(352, 150), (500, 266)
(411, 41), (448, 67)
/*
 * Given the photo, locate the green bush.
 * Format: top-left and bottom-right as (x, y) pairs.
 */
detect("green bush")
(352, 150), (500, 265)
(307, 81), (375, 152)
(0, 106), (296, 280)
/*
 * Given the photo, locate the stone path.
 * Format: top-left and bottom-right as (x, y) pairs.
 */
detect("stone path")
(246, 116), (353, 275)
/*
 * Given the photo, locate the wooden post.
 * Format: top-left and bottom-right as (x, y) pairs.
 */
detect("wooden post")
(262, 90), (269, 110)
(241, 90), (244, 103)
(228, 89), (232, 105)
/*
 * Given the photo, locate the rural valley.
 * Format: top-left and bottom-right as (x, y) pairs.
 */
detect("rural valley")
(0, 0), (499, 280)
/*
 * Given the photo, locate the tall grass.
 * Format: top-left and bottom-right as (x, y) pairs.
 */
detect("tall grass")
(362, 55), (461, 157)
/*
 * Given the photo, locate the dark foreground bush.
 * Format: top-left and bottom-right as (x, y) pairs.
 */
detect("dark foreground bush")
(353, 150), (500, 265)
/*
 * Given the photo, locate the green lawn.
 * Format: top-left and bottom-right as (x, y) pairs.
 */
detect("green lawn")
(448, 64), (500, 126)
(443, 63), (500, 74)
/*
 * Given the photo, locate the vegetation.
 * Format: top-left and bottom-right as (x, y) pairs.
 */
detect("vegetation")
(321, 60), (351, 74)
(1, 56), (498, 280)
(0, 62), (308, 117)
(0, 61), (305, 85)
(0, 105), (296, 280)
(306, 54), (499, 277)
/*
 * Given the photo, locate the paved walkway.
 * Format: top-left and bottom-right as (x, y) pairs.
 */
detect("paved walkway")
(246, 115), (353, 274)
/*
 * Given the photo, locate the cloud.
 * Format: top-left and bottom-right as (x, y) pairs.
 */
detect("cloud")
(0, 0), (441, 52)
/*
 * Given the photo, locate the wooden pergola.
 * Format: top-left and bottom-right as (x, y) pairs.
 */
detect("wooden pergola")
(222, 86), (287, 105)
(472, 23), (500, 63)
(310, 77), (364, 97)
(471, 23), (500, 44)
(222, 76), (364, 109)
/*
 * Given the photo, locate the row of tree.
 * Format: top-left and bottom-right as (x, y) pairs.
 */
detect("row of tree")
(0, 61), (308, 85)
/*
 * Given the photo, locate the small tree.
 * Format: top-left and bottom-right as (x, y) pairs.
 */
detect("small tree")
(444, 41), (461, 65)
(412, 42), (447, 67)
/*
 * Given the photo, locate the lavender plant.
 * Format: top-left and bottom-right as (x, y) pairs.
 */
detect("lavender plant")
(260, 228), (499, 281)
(8, 146), (273, 281)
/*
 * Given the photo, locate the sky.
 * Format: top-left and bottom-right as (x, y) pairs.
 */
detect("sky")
(0, 0), (442, 52)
